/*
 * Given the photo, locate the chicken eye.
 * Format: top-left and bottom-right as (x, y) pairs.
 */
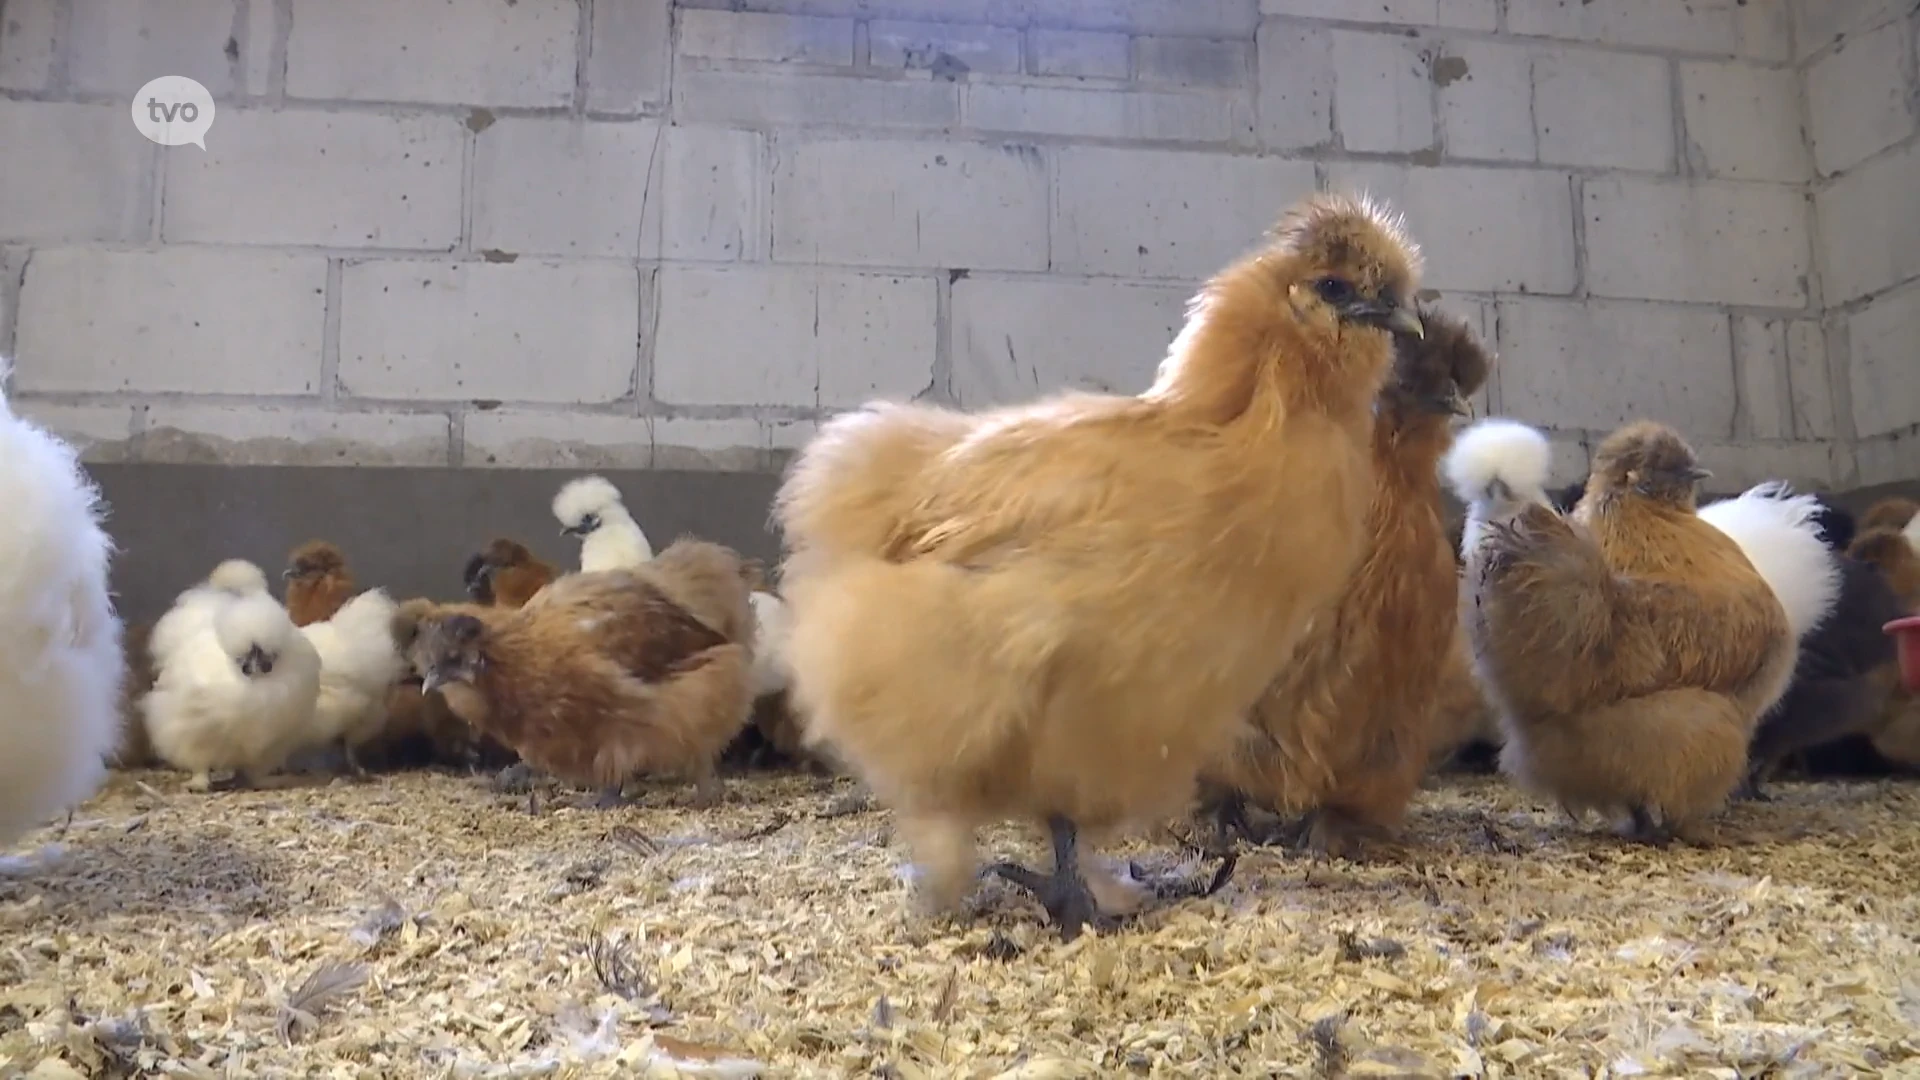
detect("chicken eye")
(1314, 277), (1356, 304)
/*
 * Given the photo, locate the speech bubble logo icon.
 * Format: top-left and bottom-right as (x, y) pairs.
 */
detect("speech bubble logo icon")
(130, 75), (216, 150)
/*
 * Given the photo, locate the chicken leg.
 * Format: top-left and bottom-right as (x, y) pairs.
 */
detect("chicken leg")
(987, 815), (1106, 942)
(1624, 805), (1674, 847)
(591, 784), (629, 810)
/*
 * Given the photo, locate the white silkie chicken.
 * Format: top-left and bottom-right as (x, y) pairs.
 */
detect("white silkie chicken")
(0, 375), (125, 867)
(552, 475), (654, 571)
(298, 588), (405, 774)
(142, 588), (322, 791)
(147, 558), (269, 669)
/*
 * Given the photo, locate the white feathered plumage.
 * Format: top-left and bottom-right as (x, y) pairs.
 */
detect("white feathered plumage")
(0, 377), (125, 856)
(748, 589), (794, 698)
(147, 558), (269, 670)
(553, 475), (654, 571)
(1444, 418), (1555, 555)
(142, 583), (322, 790)
(299, 588), (405, 771)
(1697, 481), (1843, 642)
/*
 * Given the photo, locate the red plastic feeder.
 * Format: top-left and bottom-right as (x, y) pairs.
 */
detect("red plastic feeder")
(1890, 616), (1920, 694)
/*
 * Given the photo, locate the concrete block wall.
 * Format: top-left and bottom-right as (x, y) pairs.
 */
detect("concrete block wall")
(1793, 0), (1920, 487)
(0, 0), (1898, 492)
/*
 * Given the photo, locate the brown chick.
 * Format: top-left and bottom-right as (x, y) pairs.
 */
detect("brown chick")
(382, 598), (519, 771)
(399, 572), (754, 808)
(284, 541), (355, 627)
(1848, 527), (1920, 768)
(1860, 496), (1919, 535)
(465, 538), (558, 609)
(775, 193), (1423, 939)
(1208, 303), (1491, 858)
(1455, 420), (1795, 844)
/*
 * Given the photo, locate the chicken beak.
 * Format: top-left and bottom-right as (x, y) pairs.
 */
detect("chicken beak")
(1448, 389), (1474, 418)
(281, 568), (297, 580)
(241, 644), (273, 677)
(1386, 305), (1425, 340)
(1686, 467), (1714, 483)
(421, 669), (444, 696)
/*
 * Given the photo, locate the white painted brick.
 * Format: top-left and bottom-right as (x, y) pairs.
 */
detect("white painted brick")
(141, 405), (452, 466)
(463, 410), (654, 469)
(653, 266), (936, 407)
(163, 109), (466, 249)
(659, 126), (766, 261)
(1256, 22), (1334, 150)
(240, 0), (273, 96)
(0, 245), (23, 353)
(67, 0), (238, 96)
(1815, 139), (1920, 304)
(587, 0), (672, 113)
(766, 418), (818, 453)
(950, 276), (1191, 407)
(1508, 0), (1789, 62)
(1034, 0), (1259, 37)
(1434, 40), (1535, 162)
(1533, 49), (1673, 172)
(1805, 20), (1915, 178)
(1733, 316), (1792, 439)
(0, 0), (59, 90)
(8, 402), (137, 463)
(653, 417), (768, 471)
(967, 83), (1253, 144)
(1497, 298), (1734, 438)
(1854, 432), (1920, 487)
(1680, 62), (1810, 183)
(1133, 36), (1250, 89)
(1332, 29), (1435, 154)
(772, 139), (1048, 271)
(869, 20), (1022, 75)
(13, 248), (326, 395)
(1694, 441), (1841, 491)
(1784, 320), (1834, 441)
(1259, 0), (1496, 30)
(471, 118), (664, 260)
(1791, 0), (1909, 60)
(1847, 281), (1920, 440)
(1325, 163), (1576, 294)
(1582, 178), (1810, 308)
(1536, 49), (1674, 171)
(1031, 29), (1130, 79)
(1053, 148), (1314, 280)
(337, 260), (640, 404)
(674, 70), (960, 129)
(674, 0), (1026, 23)
(679, 10), (854, 65)
(0, 103), (150, 243)
(286, 0), (577, 106)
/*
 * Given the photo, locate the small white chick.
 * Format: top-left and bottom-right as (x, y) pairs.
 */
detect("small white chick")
(553, 475), (654, 572)
(143, 590), (322, 792)
(299, 588), (405, 774)
(148, 558), (270, 670)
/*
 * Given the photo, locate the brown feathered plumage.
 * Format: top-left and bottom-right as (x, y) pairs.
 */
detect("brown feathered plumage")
(1462, 422), (1795, 842)
(774, 193), (1423, 936)
(400, 570), (754, 807)
(1425, 625), (1500, 768)
(284, 540), (355, 627)
(1209, 305), (1491, 856)
(1860, 496), (1919, 535)
(1849, 527), (1920, 767)
(465, 538), (557, 609)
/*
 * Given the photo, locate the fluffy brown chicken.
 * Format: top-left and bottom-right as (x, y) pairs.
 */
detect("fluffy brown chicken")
(464, 538), (558, 609)
(1860, 496), (1919, 535)
(284, 541), (355, 627)
(1208, 304), (1491, 857)
(775, 193), (1424, 938)
(1849, 527), (1920, 768)
(399, 565), (755, 808)
(1453, 420), (1796, 843)
(1425, 626), (1501, 769)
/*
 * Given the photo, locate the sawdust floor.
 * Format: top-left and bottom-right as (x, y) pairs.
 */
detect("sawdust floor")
(2, 769), (1918, 1079)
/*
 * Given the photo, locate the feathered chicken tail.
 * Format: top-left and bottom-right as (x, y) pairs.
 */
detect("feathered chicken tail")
(773, 401), (975, 563)
(1697, 481), (1842, 641)
(1443, 418), (1554, 558)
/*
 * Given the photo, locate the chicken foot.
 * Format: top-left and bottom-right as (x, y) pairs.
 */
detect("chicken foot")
(1623, 805), (1675, 847)
(986, 815), (1108, 942)
(591, 784), (629, 810)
